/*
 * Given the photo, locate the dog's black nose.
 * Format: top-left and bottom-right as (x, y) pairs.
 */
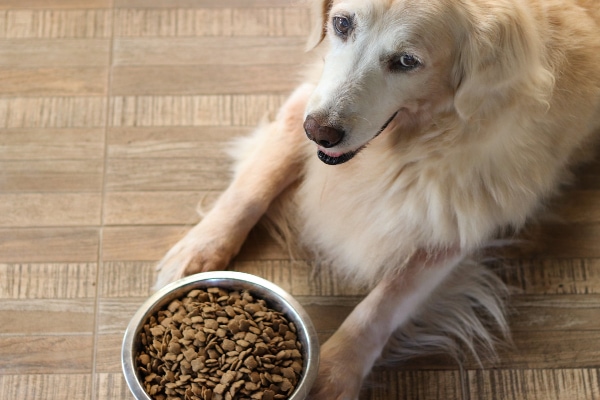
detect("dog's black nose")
(303, 115), (344, 148)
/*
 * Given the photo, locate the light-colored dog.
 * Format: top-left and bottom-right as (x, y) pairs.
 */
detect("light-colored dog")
(155, 0), (600, 398)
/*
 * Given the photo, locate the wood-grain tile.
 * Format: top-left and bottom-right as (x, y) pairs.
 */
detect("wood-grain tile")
(0, 228), (99, 263)
(95, 333), (128, 373)
(0, 335), (93, 374)
(509, 295), (600, 331)
(0, 68), (108, 96)
(0, 299), (95, 334)
(105, 158), (230, 191)
(109, 95), (232, 127)
(0, 193), (101, 227)
(0, 263), (97, 299)
(0, 0), (110, 9)
(0, 39), (110, 67)
(109, 94), (285, 127)
(107, 126), (248, 158)
(113, 37), (307, 66)
(499, 330), (600, 369)
(114, 0), (299, 9)
(103, 191), (216, 225)
(113, 8), (311, 37)
(111, 65), (302, 95)
(0, 159), (103, 192)
(499, 258), (600, 295)
(467, 369), (600, 400)
(99, 261), (156, 298)
(101, 226), (190, 262)
(367, 369), (464, 400)
(0, 9), (112, 38)
(97, 297), (143, 335)
(507, 223), (600, 259)
(0, 97), (107, 128)
(552, 191), (600, 223)
(0, 374), (93, 400)
(0, 128), (104, 160)
(113, 8), (234, 37)
(95, 373), (135, 400)
(101, 226), (288, 263)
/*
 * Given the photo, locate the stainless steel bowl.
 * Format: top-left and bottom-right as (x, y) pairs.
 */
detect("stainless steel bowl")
(122, 271), (319, 400)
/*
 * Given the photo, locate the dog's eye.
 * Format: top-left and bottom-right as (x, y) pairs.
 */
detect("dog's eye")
(389, 54), (421, 71)
(332, 16), (351, 37)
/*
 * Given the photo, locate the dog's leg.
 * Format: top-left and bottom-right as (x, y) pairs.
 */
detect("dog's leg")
(309, 248), (464, 400)
(154, 84), (313, 289)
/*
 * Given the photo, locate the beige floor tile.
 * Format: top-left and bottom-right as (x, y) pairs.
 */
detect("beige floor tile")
(0, 39), (110, 67)
(108, 94), (285, 127)
(0, 9), (112, 38)
(111, 64), (302, 95)
(99, 261), (156, 298)
(105, 158), (230, 191)
(97, 297), (144, 335)
(0, 97), (107, 128)
(114, 0), (294, 9)
(103, 191), (206, 226)
(0, 335), (94, 374)
(113, 37), (307, 66)
(0, 299), (95, 334)
(0, 374), (93, 400)
(0, 193), (102, 227)
(95, 373), (135, 400)
(0, 68), (108, 96)
(101, 226), (189, 262)
(113, 7), (311, 38)
(0, 159), (103, 192)
(107, 126), (247, 158)
(0, 228), (99, 263)
(0, 0), (110, 9)
(0, 128), (104, 160)
(95, 333), (128, 374)
(0, 263), (97, 299)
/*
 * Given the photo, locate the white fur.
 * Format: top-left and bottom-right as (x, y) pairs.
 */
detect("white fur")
(155, 0), (600, 398)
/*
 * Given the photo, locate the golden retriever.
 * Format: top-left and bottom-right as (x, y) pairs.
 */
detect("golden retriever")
(155, 0), (600, 398)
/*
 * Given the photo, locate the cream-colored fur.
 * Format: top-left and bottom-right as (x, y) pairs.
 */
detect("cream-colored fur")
(155, 0), (600, 398)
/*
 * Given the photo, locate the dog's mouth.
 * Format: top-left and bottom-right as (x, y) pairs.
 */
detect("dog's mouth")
(316, 112), (398, 166)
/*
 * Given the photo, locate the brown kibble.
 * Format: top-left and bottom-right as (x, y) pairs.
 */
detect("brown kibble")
(214, 384), (227, 395)
(239, 319), (251, 332)
(263, 389), (275, 400)
(138, 353), (150, 365)
(167, 342), (181, 355)
(220, 370), (236, 386)
(243, 355), (259, 370)
(221, 339), (236, 352)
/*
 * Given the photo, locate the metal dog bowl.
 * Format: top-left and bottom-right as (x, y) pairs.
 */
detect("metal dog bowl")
(122, 271), (319, 400)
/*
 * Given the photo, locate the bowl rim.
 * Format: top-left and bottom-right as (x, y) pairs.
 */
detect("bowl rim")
(121, 271), (319, 400)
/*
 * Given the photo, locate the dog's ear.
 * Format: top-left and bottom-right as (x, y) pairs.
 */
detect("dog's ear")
(306, 0), (334, 50)
(452, 3), (554, 120)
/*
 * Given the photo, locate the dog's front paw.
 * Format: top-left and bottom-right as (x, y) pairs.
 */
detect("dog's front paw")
(154, 225), (234, 290)
(308, 335), (366, 400)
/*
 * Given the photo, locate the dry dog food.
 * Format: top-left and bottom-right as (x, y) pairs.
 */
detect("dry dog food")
(136, 287), (304, 400)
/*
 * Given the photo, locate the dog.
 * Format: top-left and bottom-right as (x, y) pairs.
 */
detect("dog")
(154, 0), (600, 398)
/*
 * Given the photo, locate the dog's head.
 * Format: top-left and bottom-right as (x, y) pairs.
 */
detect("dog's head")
(304, 0), (553, 165)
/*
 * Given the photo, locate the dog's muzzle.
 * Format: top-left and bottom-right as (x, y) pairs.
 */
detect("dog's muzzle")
(303, 116), (345, 148)
(303, 112), (398, 166)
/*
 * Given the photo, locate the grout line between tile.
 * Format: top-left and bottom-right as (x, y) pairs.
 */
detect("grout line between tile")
(91, 1), (116, 398)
